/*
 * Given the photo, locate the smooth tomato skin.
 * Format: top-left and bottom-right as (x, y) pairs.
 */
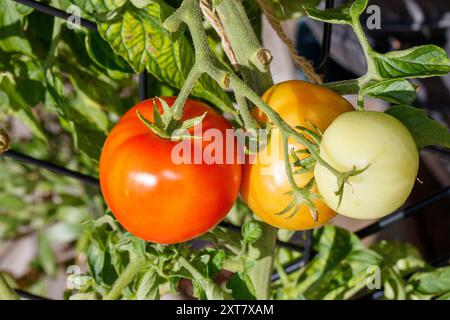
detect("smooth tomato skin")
(240, 80), (354, 230)
(100, 97), (242, 244)
(314, 111), (419, 219)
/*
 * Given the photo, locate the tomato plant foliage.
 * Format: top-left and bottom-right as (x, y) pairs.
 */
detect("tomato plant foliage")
(0, 0), (450, 300)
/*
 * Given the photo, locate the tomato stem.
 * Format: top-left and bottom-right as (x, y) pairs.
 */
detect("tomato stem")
(351, 16), (378, 79)
(235, 94), (260, 129)
(44, 18), (63, 70)
(103, 254), (145, 300)
(215, 0), (273, 94)
(171, 67), (202, 121)
(177, 255), (227, 299)
(323, 79), (360, 95)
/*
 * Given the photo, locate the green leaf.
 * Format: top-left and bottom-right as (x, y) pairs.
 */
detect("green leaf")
(385, 105), (450, 149)
(408, 267), (450, 296)
(69, 292), (100, 300)
(86, 222), (119, 286)
(72, 123), (108, 160)
(0, 1), (33, 54)
(226, 271), (256, 300)
(372, 45), (450, 79)
(37, 233), (57, 275)
(437, 292), (450, 300)
(135, 269), (160, 300)
(85, 32), (134, 73)
(383, 267), (407, 300)
(62, 59), (126, 117)
(305, 0), (368, 24)
(267, 0), (320, 20)
(361, 79), (416, 105)
(305, 6), (351, 24)
(371, 240), (426, 300)
(15, 2), (34, 16)
(349, 0), (368, 16)
(97, 2), (234, 113)
(241, 221), (263, 244)
(207, 250), (226, 277)
(0, 74), (47, 142)
(371, 240), (425, 276)
(177, 256), (226, 300)
(0, 194), (27, 211)
(45, 68), (107, 160)
(292, 226), (382, 299)
(67, 0), (126, 17)
(131, 0), (153, 8)
(186, 249), (226, 280)
(324, 79), (360, 95)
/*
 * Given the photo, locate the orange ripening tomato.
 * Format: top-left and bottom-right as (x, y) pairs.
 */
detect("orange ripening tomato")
(100, 97), (242, 244)
(240, 80), (354, 230)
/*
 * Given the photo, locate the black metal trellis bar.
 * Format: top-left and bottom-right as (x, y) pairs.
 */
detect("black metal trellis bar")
(2, 150), (100, 186)
(14, 289), (51, 301)
(14, 0), (97, 31)
(431, 252), (450, 268)
(271, 187), (450, 281)
(139, 73), (149, 101)
(317, 0), (334, 77)
(271, 257), (307, 282)
(426, 146), (450, 157)
(301, 230), (314, 265)
(356, 186), (450, 238)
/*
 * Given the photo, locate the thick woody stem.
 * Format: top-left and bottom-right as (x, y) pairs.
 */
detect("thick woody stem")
(214, 0), (273, 95)
(199, 0), (239, 70)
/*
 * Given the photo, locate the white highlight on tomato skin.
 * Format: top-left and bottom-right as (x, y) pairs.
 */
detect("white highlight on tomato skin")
(162, 170), (180, 181)
(130, 172), (158, 188)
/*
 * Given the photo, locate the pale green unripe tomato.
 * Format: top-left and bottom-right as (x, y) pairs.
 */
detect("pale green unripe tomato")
(314, 111), (419, 219)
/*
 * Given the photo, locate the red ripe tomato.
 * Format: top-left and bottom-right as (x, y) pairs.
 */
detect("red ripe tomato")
(99, 97), (242, 244)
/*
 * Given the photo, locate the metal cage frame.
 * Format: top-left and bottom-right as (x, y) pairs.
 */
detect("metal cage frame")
(1, 0), (449, 300)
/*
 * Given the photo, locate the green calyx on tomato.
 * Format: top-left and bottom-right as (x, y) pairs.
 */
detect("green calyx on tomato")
(315, 111), (419, 220)
(137, 97), (207, 140)
(100, 97), (242, 244)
